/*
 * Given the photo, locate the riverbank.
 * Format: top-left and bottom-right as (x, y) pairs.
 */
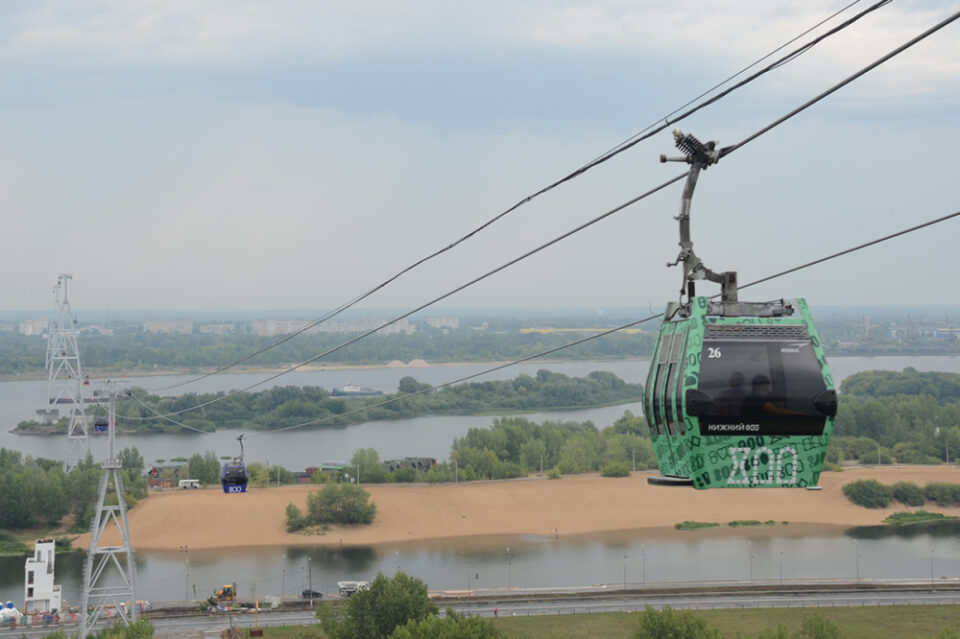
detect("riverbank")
(74, 465), (960, 552)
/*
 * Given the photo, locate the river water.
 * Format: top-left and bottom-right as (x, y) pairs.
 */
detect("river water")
(2, 355), (960, 607)
(2, 524), (960, 606)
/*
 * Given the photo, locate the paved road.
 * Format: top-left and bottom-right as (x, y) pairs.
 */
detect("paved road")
(9, 583), (960, 638)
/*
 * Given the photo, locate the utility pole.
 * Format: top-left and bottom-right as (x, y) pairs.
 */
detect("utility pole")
(46, 274), (89, 469)
(80, 380), (136, 638)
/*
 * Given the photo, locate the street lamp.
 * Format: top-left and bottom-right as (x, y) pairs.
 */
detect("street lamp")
(854, 541), (860, 581)
(779, 552), (784, 586)
(281, 553), (286, 599)
(179, 545), (189, 601)
(507, 547), (512, 590)
(748, 541), (753, 583)
(623, 555), (627, 592)
(308, 557), (313, 602)
(641, 544), (646, 584)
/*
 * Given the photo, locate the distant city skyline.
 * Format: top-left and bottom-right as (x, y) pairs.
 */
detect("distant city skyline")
(1, 2), (957, 311)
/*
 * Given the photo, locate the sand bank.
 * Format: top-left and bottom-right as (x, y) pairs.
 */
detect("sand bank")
(75, 466), (960, 552)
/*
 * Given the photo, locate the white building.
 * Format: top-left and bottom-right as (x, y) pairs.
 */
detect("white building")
(426, 316), (459, 330)
(24, 539), (61, 614)
(18, 317), (48, 336)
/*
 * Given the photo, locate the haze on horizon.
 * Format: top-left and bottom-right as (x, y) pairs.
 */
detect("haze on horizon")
(1, 1), (957, 313)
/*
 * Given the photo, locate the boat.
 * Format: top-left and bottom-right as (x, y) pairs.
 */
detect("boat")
(332, 384), (383, 397)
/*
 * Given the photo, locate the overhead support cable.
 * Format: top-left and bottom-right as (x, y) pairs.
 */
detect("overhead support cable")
(127, 172), (687, 420)
(157, 0), (880, 391)
(719, 8), (960, 158)
(131, 208), (960, 436)
(130, 5), (957, 422)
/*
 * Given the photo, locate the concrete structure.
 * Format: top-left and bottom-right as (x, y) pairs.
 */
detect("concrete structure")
(252, 317), (416, 336)
(426, 316), (459, 330)
(19, 317), (48, 336)
(24, 540), (61, 614)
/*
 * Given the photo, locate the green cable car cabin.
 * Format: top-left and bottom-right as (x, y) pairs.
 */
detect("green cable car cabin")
(647, 130), (836, 488)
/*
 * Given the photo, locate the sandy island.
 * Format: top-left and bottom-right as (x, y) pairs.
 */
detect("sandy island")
(75, 466), (960, 552)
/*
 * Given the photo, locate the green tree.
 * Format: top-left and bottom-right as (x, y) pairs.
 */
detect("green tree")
(118, 447), (144, 475)
(633, 605), (722, 639)
(307, 483), (376, 524)
(319, 571), (438, 639)
(352, 448), (390, 483)
(389, 609), (506, 639)
(286, 503), (307, 532)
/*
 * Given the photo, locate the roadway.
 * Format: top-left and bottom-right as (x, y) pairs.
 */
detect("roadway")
(8, 581), (960, 638)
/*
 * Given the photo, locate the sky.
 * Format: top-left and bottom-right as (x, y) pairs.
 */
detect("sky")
(0, 1), (957, 314)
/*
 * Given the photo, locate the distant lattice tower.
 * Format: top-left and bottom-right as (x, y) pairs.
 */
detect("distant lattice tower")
(46, 274), (89, 468)
(80, 379), (137, 639)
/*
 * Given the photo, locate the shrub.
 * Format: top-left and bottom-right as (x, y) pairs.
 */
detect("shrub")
(842, 479), (892, 508)
(600, 461), (630, 477)
(547, 467), (561, 479)
(885, 510), (956, 526)
(393, 467), (417, 483)
(892, 481), (925, 507)
(285, 503), (307, 532)
(675, 521), (719, 530)
(924, 482), (960, 506)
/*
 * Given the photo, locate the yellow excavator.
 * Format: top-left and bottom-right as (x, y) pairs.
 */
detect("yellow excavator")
(215, 584), (236, 602)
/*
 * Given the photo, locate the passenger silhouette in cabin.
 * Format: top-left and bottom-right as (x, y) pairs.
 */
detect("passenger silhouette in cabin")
(742, 374), (801, 416)
(717, 371), (746, 417)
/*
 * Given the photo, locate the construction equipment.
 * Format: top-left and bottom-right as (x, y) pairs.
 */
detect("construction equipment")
(215, 585), (236, 602)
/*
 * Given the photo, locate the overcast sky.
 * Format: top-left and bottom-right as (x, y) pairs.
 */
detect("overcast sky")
(1, 1), (957, 314)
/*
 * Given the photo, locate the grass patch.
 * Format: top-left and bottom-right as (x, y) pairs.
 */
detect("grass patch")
(675, 521), (719, 530)
(885, 510), (958, 526)
(492, 604), (960, 639)
(728, 520), (782, 527)
(0, 531), (30, 556)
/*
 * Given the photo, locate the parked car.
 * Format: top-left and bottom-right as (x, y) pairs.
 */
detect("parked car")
(301, 589), (322, 599)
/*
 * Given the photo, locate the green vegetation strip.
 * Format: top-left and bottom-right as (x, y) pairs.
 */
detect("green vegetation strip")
(231, 604), (960, 639)
(675, 521), (719, 530)
(16, 370), (643, 434)
(885, 510), (958, 526)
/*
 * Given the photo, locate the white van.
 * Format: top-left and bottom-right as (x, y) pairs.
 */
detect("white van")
(178, 479), (200, 489)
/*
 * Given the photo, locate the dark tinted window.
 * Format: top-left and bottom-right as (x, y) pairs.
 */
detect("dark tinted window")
(696, 336), (828, 436)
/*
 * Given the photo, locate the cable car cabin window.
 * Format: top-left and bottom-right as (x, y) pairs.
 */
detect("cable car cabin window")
(651, 332), (676, 436)
(672, 332), (690, 435)
(644, 351), (660, 436)
(693, 329), (830, 437)
(664, 330), (686, 436)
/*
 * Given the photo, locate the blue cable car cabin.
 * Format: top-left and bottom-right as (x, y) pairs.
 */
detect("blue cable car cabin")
(93, 416), (109, 432)
(221, 462), (248, 494)
(221, 433), (248, 493)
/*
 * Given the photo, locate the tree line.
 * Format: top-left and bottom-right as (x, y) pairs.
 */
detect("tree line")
(0, 329), (653, 375)
(16, 370), (643, 435)
(0, 447), (148, 533)
(831, 369), (960, 466)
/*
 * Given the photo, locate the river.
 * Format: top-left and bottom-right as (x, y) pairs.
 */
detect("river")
(2, 524), (960, 606)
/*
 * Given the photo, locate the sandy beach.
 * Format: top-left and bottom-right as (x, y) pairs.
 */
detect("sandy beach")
(76, 466), (960, 551)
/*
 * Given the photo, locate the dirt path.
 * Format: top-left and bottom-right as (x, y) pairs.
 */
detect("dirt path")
(74, 466), (960, 551)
